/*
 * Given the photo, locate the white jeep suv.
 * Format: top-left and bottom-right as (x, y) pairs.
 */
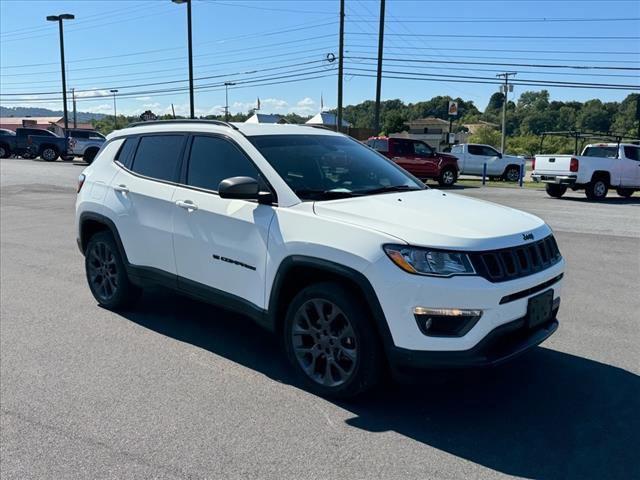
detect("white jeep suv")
(76, 120), (565, 398)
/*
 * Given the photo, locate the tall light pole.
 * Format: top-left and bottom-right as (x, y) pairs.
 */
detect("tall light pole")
(336, 0), (345, 133)
(224, 82), (235, 122)
(172, 0), (195, 119)
(71, 88), (77, 128)
(497, 72), (516, 154)
(110, 89), (118, 130)
(46, 13), (74, 134)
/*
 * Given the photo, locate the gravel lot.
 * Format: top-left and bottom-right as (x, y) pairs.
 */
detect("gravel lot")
(1, 158), (639, 480)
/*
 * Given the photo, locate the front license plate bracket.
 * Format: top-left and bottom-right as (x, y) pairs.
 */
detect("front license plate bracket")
(527, 289), (554, 329)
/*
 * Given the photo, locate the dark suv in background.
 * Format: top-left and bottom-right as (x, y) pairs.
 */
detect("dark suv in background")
(366, 137), (459, 187)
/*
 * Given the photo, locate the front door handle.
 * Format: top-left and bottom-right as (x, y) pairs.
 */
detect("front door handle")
(176, 200), (198, 211)
(113, 184), (129, 193)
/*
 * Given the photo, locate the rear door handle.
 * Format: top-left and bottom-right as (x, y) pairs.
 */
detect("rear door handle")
(176, 200), (198, 211)
(113, 184), (129, 193)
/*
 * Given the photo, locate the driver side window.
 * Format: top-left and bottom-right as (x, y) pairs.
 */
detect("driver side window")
(482, 146), (499, 156)
(413, 142), (433, 156)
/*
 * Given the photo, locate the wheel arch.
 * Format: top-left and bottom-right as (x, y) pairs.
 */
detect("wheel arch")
(268, 255), (394, 353)
(78, 212), (129, 263)
(591, 170), (611, 185)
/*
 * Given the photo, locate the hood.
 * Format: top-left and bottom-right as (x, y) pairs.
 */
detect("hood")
(313, 189), (549, 250)
(436, 152), (458, 161)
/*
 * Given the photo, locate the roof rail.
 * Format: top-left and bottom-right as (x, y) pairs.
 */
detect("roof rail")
(126, 119), (239, 130)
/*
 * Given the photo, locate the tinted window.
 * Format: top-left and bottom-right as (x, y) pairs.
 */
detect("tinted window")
(187, 136), (259, 191)
(115, 137), (139, 169)
(583, 146), (618, 158)
(131, 135), (184, 181)
(482, 146), (500, 156)
(69, 130), (89, 138)
(624, 146), (639, 161)
(249, 134), (422, 201)
(392, 140), (413, 156)
(467, 145), (483, 155)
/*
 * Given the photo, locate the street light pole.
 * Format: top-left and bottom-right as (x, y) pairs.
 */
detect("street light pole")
(172, 0), (195, 119)
(224, 82), (235, 122)
(46, 14), (74, 134)
(110, 89), (118, 130)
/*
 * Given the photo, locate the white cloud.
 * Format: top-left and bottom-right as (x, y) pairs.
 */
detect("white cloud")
(75, 89), (110, 99)
(135, 96), (153, 101)
(143, 102), (161, 109)
(297, 97), (315, 107)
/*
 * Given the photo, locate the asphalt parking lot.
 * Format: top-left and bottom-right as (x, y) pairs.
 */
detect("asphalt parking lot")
(1, 158), (639, 479)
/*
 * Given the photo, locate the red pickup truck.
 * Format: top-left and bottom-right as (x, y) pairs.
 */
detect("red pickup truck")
(366, 137), (459, 186)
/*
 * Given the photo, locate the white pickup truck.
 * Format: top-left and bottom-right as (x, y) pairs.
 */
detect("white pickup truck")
(450, 143), (524, 181)
(533, 143), (640, 200)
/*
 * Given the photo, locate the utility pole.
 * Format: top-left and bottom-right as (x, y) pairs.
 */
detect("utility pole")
(224, 82), (235, 122)
(110, 89), (118, 130)
(336, 0), (345, 133)
(373, 0), (385, 134)
(496, 72), (516, 154)
(47, 14), (74, 134)
(71, 88), (77, 128)
(172, 0), (195, 119)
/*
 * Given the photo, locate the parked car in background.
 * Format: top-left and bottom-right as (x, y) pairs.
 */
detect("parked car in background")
(533, 143), (640, 199)
(451, 143), (524, 182)
(0, 128), (16, 158)
(67, 129), (106, 164)
(366, 136), (459, 186)
(6, 128), (71, 161)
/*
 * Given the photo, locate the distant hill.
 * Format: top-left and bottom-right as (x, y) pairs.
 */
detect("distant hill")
(0, 106), (106, 122)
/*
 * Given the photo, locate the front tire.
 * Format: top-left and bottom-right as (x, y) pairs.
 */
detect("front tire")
(283, 282), (381, 399)
(40, 146), (59, 162)
(438, 167), (457, 187)
(616, 187), (635, 198)
(503, 165), (521, 182)
(85, 231), (140, 310)
(585, 178), (608, 200)
(545, 184), (567, 198)
(0, 144), (10, 158)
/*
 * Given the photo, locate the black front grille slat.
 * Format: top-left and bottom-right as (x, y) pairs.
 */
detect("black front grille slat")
(470, 235), (562, 283)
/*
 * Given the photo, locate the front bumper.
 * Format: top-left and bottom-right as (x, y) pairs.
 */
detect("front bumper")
(532, 174), (577, 185)
(388, 316), (558, 372)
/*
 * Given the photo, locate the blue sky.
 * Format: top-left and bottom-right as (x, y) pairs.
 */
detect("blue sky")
(1, 0), (639, 118)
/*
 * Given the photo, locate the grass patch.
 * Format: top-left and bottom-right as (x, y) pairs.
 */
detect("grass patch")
(454, 179), (545, 190)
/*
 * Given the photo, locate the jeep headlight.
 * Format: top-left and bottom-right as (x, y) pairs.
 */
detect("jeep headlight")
(383, 244), (475, 277)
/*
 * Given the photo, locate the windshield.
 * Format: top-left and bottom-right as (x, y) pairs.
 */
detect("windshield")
(249, 134), (423, 201)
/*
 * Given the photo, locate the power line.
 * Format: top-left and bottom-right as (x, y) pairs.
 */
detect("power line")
(346, 32), (640, 40)
(350, 17), (640, 23)
(200, 0), (335, 15)
(344, 68), (640, 90)
(346, 44), (640, 56)
(346, 55), (640, 71)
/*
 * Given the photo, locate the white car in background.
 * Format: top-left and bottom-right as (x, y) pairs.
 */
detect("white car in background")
(451, 143), (525, 182)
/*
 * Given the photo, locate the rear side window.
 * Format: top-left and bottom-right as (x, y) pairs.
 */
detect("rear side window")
(467, 145), (483, 155)
(186, 136), (259, 192)
(130, 135), (185, 182)
(392, 140), (413, 156)
(115, 137), (139, 169)
(623, 146), (639, 161)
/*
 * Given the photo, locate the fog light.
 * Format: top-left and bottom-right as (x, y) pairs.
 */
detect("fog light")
(413, 307), (483, 337)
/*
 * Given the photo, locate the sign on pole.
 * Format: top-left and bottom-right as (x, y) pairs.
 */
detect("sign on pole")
(140, 110), (157, 122)
(448, 101), (458, 116)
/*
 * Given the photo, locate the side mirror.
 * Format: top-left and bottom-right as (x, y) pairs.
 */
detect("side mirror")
(218, 176), (259, 200)
(497, 152), (503, 158)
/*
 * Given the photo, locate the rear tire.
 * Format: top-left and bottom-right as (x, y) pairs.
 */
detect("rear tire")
(616, 188), (635, 198)
(545, 184), (567, 198)
(85, 231), (140, 310)
(0, 144), (10, 158)
(503, 165), (521, 182)
(585, 178), (608, 200)
(40, 146), (59, 162)
(84, 148), (98, 164)
(438, 167), (458, 187)
(283, 282), (382, 399)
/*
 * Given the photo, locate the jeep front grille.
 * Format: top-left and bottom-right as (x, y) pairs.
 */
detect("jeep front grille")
(470, 235), (562, 282)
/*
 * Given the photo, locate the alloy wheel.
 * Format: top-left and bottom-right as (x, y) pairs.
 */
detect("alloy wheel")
(291, 298), (358, 387)
(506, 168), (520, 182)
(42, 148), (56, 161)
(87, 241), (119, 301)
(442, 169), (455, 185)
(594, 181), (606, 197)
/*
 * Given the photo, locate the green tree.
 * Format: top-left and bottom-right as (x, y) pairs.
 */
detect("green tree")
(469, 126), (501, 148)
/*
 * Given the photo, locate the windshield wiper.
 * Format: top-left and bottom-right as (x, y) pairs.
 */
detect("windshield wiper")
(294, 189), (362, 200)
(358, 185), (423, 195)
